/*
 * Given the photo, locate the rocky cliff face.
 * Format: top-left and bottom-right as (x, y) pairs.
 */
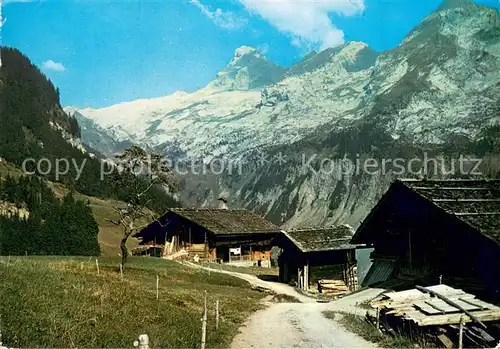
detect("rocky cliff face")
(67, 0), (500, 227)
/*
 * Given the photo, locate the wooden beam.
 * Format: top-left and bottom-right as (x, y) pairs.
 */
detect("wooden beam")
(411, 187), (494, 191)
(424, 300), (446, 314)
(415, 285), (487, 329)
(453, 212), (500, 216)
(458, 298), (487, 310)
(416, 309), (500, 326)
(432, 199), (500, 202)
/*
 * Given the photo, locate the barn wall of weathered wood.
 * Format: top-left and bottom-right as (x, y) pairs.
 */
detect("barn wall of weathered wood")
(357, 182), (500, 301)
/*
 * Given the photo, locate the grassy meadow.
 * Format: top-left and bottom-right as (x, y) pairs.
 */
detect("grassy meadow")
(0, 256), (265, 348)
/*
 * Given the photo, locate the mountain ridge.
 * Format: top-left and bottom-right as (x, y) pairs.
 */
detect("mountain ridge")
(68, 0), (500, 227)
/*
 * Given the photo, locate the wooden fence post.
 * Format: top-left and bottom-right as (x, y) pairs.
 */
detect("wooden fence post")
(156, 275), (159, 300)
(95, 259), (99, 275)
(201, 290), (207, 349)
(376, 307), (380, 332)
(120, 263), (123, 281)
(215, 299), (220, 330)
(459, 315), (464, 349)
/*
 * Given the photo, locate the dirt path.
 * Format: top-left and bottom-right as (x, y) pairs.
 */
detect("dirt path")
(185, 262), (382, 348)
(231, 299), (376, 348)
(185, 262), (314, 303)
(324, 287), (386, 316)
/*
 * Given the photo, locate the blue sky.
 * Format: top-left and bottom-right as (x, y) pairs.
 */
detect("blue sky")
(2, 0), (499, 108)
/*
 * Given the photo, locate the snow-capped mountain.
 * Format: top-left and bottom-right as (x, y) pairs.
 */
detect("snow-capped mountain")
(67, 0), (500, 227)
(66, 40), (378, 159)
(207, 45), (287, 90)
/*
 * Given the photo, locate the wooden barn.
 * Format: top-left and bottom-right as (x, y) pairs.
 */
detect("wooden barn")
(274, 225), (359, 292)
(351, 179), (500, 302)
(134, 207), (281, 266)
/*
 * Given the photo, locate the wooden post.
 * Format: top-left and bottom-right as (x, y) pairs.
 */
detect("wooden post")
(376, 307), (380, 332)
(95, 259), (99, 275)
(459, 315), (464, 349)
(342, 262), (347, 286)
(204, 231), (208, 261)
(304, 260), (309, 291)
(297, 268), (302, 289)
(215, 299), (220, 330)
(80, 262), (84, 270)
(201, 290), (207, 349)
(120, 263), (124, 281)
(156, 275), (159, 300)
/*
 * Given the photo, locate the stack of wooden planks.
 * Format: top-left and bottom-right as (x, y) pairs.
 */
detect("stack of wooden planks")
(371, 285), (500, 327)
(370, 284), (500, 348)
(318, 279), (349, 295)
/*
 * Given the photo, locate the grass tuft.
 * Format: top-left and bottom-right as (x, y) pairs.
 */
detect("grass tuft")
(323, 311), (435, 348)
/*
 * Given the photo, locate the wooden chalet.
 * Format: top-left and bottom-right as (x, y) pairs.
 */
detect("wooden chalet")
(274, 225), (359, 292)
(134, 208), (281, 266)
(351, 179), (500, 302)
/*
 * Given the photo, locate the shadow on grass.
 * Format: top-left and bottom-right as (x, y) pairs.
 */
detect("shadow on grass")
(271, 293), (302, 303)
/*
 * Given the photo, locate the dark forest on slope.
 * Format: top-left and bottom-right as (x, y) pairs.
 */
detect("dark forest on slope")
(0, 175), (100, 255)
(0, 47), (179, 213)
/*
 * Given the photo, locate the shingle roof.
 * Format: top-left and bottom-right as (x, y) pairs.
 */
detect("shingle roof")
(167, 208), (281, 235)
(283, 225), (357, 253)
(400, 179), (500, 245)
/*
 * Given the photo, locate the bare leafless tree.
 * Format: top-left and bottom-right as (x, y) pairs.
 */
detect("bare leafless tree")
(108, 146), (177, 268)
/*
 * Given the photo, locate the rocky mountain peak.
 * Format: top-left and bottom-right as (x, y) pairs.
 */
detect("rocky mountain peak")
(285, 41), (377, 77)
(438, 0), (474, 11)
(206, 45), (286, 91)
(233, 45), (260, 59)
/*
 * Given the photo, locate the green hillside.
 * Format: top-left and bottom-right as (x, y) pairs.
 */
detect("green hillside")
(0, 256), (264, 348)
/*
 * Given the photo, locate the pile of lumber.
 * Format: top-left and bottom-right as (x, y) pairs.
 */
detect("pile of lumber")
(370, 284), (500, 348)
(318, 279), (349, 295)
